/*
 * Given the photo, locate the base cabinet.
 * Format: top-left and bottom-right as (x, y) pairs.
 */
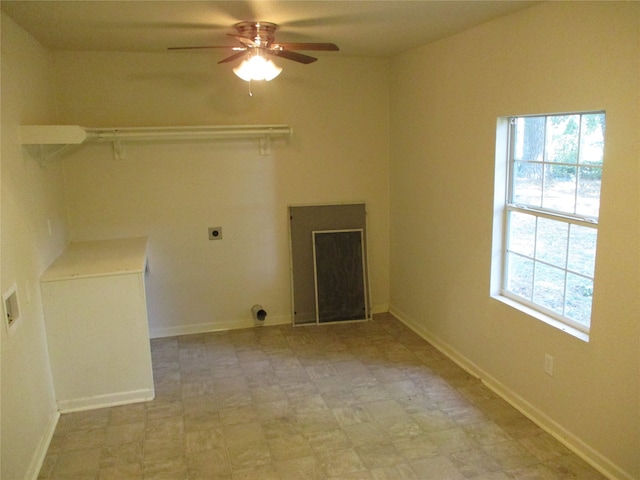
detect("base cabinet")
(40, 237), (155, 412)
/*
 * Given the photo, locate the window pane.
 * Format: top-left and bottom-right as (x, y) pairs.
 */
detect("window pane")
(501, 112), (604, 333)
(565, 273), (593, 327)
(546, 115), (579, 164)
(506, 253), (533, 301)
(512, 162), (542, 206)
(576, 166), (602, 218)
(567, 224), (597, 277)
(514, 116), (545, 161)
(536, 218), (568, 268)
(542, 164), (576, 213)
(507, 211), (536, 257)
(579, 113), (605, 165)
(533, 263), (565, 314)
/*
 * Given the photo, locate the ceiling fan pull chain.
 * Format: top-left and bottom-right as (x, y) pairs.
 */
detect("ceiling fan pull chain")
(248, 79), (253, 97)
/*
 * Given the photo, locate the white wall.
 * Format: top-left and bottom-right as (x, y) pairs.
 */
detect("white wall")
(0, 13), (68, 480)
(53, 52), (391, 337)
(389, 2), (639, 479)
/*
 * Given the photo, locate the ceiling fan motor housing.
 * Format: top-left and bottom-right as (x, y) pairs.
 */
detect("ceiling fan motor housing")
(234, 21), (278, 47)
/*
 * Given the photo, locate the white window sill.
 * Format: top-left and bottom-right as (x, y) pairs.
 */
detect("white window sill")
(491, 294), (590, 343)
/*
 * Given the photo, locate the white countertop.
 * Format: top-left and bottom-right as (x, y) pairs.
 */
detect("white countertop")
(41, 237), (148, 282)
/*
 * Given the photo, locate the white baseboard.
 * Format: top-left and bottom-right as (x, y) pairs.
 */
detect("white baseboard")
(57, 388), (155, 414)
(26, 409), (59, 480)
(388, 305), (634, 480)
(371, 303), (390, 315)
(149, 306), (390, 339)
(149, 314), (292, 339)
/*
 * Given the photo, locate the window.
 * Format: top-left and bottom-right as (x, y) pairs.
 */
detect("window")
(493, 112), (605, 337)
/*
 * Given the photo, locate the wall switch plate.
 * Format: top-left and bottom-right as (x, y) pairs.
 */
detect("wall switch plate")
(208, 227), (222, 240)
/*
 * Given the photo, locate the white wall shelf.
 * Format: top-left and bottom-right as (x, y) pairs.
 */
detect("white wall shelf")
(20, 124), (293, 163)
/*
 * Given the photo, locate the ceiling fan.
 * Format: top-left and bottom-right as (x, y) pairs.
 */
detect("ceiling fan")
(169, 21), (339, 81)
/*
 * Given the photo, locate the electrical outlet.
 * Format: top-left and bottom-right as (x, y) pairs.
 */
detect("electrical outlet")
(208, 227), (222, 240)
(544, 353), (554, 376)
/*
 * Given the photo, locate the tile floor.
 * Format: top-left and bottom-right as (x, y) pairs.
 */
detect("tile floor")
(38, 313), (608, 479)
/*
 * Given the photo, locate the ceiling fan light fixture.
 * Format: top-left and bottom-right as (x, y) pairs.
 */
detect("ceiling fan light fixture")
(233, 54), (282, 81)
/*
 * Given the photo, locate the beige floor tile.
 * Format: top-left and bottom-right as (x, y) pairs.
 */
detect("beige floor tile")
(268, 432), (314, 461)
(234, 463), (282, 480)
(143, 434), (185, 464)
(144, 399), (183, 421)
(144, 455), (188, 480)
(518, 432), (572, 461)
(342, 422), (387, 447)
(219, 404), (259, 425)
(410, 454), (466, 479)
(296, 409), (341, 434)
(449, 447), (503, 477)
(307, 428), (352, 453)
(318, 447), (367, 477)
(370, 463), (418, 480)
(375, 414), (422, 441)
(183, 410), (221, 432)
(144, 415), (183, 439)
(186, 448), (231, 478)
(332, 405), (374, 427)
(40, 314), (608, 480)
(463, 421), (513, 446)
(64, 427), (107, 451)
(543, 454), (609, 479)
(181, 394), (218, 414)
(108, 403), (146, 426)
(355, 442), (405, 469)
(429, 425), (478, 453)
(54, 448), (102, 475)
(185, 427), (226, 453)
(482, 439), (540, 470)
(251, 384), (288, 403)
(411, 409), (458, 432)
(100, 441), (143, 468)
(97, 462), (143, 480)
(392, 433), (440, 461)
(228, 440), (273, 470)
(276, 454), (326, 480)
(262, 416), (303, 439)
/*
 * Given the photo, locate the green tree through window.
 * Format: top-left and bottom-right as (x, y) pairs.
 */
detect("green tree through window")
(503, 112), (605, 333)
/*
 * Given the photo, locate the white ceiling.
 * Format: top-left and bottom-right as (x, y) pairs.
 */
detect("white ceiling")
(2, 1), (536, 58)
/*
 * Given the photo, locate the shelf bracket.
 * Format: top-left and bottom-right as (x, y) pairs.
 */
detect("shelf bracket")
(25, 143), (79, 166)
(112, 134), (126, 161)
(259, 135), (272, 155)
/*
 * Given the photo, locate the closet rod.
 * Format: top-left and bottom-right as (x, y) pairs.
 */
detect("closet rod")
(85, 125), (292, 141)
(21, 124), (292, 163)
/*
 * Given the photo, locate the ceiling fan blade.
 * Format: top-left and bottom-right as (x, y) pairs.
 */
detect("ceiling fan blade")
(168, 46), (244, 51)
(218, 51), (248, 64)
(269, 49), (317, 64)
(273, 43), (339, 51)
(227, 34), (258, 47)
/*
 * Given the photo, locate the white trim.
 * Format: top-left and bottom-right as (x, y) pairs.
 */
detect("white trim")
(25, 410), (59, 480)
(388, 305), (635, 480)
(149, 314), (291, 339)
(57, 389), (155, 413)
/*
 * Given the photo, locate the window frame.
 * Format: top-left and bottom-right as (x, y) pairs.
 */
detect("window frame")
(491, 111), (605, 341)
